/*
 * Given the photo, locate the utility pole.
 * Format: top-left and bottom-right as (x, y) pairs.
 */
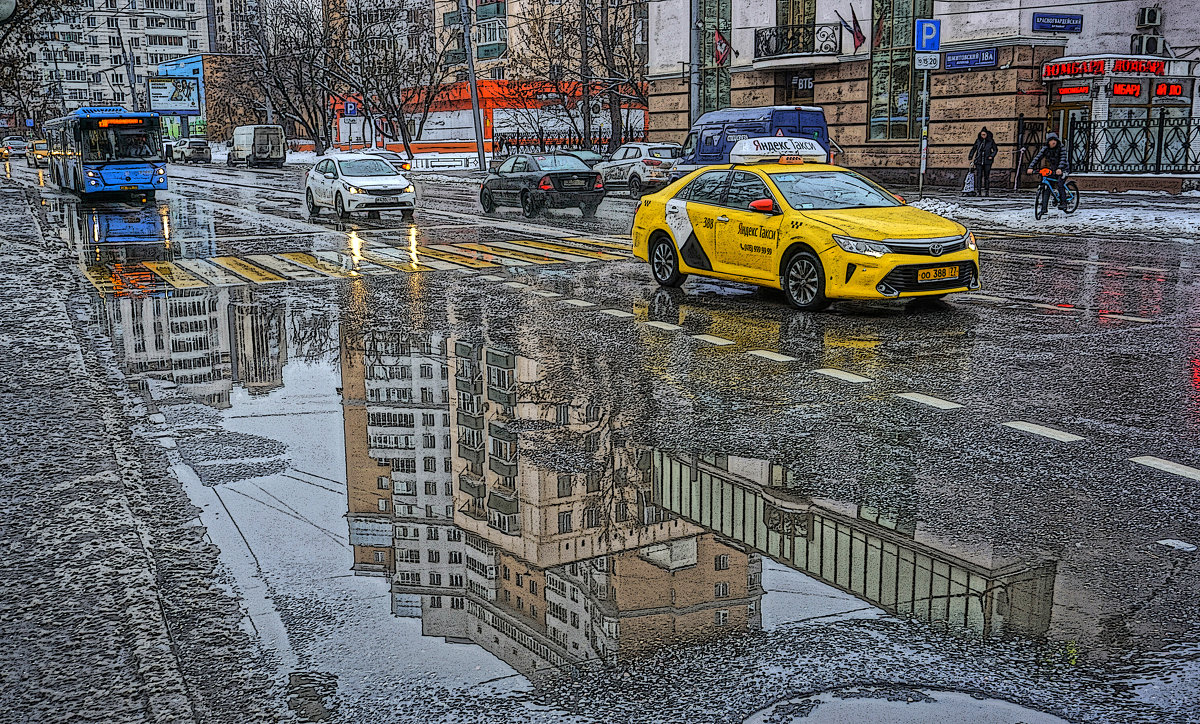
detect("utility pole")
(579, 0), (591, 149)
(689, 0), (701, 123)
(458, 0), (487, 171)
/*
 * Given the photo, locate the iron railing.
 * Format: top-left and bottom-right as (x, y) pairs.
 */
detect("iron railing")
(754, 23), (842, 60)
(1069, 116), (1200, 174)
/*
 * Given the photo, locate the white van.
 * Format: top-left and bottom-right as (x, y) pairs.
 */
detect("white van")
(228, 125), (286, 168)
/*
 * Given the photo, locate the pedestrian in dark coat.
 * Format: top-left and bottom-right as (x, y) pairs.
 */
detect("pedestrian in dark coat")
(968, 127), (998, 196)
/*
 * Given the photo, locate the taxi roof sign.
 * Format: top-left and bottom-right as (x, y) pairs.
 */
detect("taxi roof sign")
(729, 137), (828, 164)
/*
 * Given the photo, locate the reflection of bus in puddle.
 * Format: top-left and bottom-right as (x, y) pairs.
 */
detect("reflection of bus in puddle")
(65, 202), (172, 296)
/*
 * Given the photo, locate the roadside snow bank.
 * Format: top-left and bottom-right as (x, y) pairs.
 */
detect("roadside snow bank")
(911, 198), (1200, 240)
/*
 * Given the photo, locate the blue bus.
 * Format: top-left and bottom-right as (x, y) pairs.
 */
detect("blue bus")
(44, 107), (167, 196)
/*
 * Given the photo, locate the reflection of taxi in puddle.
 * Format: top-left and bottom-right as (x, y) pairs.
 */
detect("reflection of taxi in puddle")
(632, 138), (980, 310)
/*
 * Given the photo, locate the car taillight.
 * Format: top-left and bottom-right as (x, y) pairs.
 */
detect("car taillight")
(642, 159), (662, 166)
(539, 175), (553, 191)
(594, 174), (604, 190)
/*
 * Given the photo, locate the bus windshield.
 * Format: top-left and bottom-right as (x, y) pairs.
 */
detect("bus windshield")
(81, 119), (163, 163)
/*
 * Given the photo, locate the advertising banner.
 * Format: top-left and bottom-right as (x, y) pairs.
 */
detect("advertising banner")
(147, 77), (201, 115)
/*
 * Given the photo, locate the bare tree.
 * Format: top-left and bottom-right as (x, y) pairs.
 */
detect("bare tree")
(0, 0), (85, 124)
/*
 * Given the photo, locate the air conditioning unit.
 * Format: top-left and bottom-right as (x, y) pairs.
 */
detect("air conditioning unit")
(1136, 7), (1162, 28)
(1131, 34), (1165, 55)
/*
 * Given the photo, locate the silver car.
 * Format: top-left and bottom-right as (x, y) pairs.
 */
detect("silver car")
(594, 142), (682, 198)
(3, 137), (28, 158)
(173, 139), (212, 163)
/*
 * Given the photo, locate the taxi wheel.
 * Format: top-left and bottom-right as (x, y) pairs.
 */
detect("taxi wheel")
(480, 189), (496, 213)
(650, 237), (687, 288)
(335, 193), (350, 219)
(781, 251), (830, 311)
(305, 189), (320, 216)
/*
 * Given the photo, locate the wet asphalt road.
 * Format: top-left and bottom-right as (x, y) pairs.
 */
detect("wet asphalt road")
(3, 159), (1200, 723)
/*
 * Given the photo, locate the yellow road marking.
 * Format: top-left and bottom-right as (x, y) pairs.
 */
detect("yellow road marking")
(279, 252), (362, 278)
(361, 250), (435, 273)
(83, 266), (115, 293)
(210, 256), (286, 283)
(142, 261), (208, 289)
(246, 254), (331, 280)
(501, 238), (627, 260)
(175, 258), (247, 286)
(563, 236), (632, 250)
(417, 245), (499, 269)
(457, 242), (563, 265)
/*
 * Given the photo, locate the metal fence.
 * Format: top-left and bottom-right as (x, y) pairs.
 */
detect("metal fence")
(754, 23), (842, 60)
(490, 131), (648, 155)
(1068, 116), (1200, 174)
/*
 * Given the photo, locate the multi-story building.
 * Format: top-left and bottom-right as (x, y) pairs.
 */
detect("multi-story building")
(648, 0), (1200, 187)
(21, 0), (211, 121)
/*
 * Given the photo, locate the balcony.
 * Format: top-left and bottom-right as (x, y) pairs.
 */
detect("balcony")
(445, 49), (466, 66)
(477, 1), (505, 20)
(477, 42), (507, 61)
(443, 10), (460, 26)
(753, 23), (841, 63)
(489, 457), (517, 478)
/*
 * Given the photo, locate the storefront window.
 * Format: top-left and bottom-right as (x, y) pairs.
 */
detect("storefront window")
(700, 0), (731, 114)
(777, 0), (816, 28)
(868, 0), (932, 140)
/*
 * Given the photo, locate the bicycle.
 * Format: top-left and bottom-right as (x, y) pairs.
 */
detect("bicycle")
(1032, 168), (1079, 219)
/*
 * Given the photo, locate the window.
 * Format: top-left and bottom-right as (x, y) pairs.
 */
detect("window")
(420, 364), (434, 378)
(373, 550), (386, 563)
(586, 472), (600, 493)
(556, 404), (570, 425)
(429, 595), (442, 608)
(699, 0), (731, 113)
(869, 0), (933, 139)
(615, 502), (628, 522)
(425, 481), (437, 495)
(715, 554), (730, 570)
(378, 498), (389, 511)
(681, 171), (729, 204)
(424, 456), (437, 472)
(378, 476), (391, 490)
(715, 582), (730, 598)
(449, 551), (463, 564)
(423, 434), (437, 449)
(557, 474), (573, 498)
(584, 507), (600, 528)
(451, 597), (465, 609)
(429, 572), (442, 586)
(558, 511), (573, 534)
(715, 609), (729, 626)
(570, 611), (580, 628)
(529, 580), (538, 595)
(427, 527), (439, 540)
(725, 171), (774, 210)
(450, 574), (464, 587)
(428, 550), (440, 563)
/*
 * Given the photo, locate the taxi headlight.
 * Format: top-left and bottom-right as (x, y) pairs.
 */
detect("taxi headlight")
(833, 235), (890, 258)
(966, 231), (977, 250)
(345, 185), (365, 194)
(403, 185), (414, 194)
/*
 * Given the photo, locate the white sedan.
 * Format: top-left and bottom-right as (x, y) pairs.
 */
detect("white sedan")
(305, 153), (416, 219)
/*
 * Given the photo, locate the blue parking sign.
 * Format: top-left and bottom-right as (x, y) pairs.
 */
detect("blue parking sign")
(25, 119), (34, 127)
(915, 19), (941, 52)
(345, 101), (358, 117)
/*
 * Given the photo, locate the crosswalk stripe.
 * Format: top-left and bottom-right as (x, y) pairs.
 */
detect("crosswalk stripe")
(174, 258), (248, 286)
(417, 245), (500, 269)
(1002, 420), (1085, 442)
(369, 245), (462, 271)
(246, 254), (331, 280)
(83, 265), (116, 293)
(141, 261), (210, 288)
(502, 238), (626, 261)
(312, 251), (393, 275)
(279, 252), (362, 278)
(360, 250), (434, 273)
(814, 368), (873, 384)
(563, 236), (631, 251)
(210, 256), (286, 283)
(461, 242), (563, 265)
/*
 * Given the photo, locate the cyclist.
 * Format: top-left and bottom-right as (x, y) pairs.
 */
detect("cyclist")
(1028, 132), (1070, 209)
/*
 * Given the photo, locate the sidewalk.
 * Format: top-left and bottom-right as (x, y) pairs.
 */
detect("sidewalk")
(900, 184), (1200, 240)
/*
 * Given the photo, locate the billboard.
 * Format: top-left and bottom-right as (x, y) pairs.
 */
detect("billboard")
(147, 77), (201, 115)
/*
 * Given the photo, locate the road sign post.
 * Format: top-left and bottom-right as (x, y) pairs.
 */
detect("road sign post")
(914, 20), (941, 200)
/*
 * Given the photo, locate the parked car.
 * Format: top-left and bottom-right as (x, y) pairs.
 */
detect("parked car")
(26, 139), (49, 167)
(673, 106), (829, 179)
(305, 153), (415, 220)
(228, 125), (286, 168)
(561, 149), (604, 168)
(595, 142), (682, 198)
(480, 153), (605, 218)
(3, 136), (28, 158)
(173, 138), (212, 163)
(351, 148), (411, 171)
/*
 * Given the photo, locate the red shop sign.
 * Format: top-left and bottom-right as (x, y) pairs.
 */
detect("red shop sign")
(1113, 58), (1166, 75)
(1043, 57), (1168, 78)
(1113, 82), (1141, 97)
(1156, 83), (1185, 97)
(1044, 60), (1105, 77)
(1058, 86), (1090, 95)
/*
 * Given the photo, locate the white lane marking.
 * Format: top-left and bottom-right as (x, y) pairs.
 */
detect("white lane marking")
(644, 321), (683, 331)
(503, 281), (528, 289)
(563, 298), (595, 307)
(1157, 539), (1198, 553)
(1001, 421), (1085, 442)
(813, 368), (872, 384)
(479, 274), (505, 281)
(1030, 302), (1079, 312)
(747, 350), (797, 362)
(531, 290), (562, 298)
(598, 309), (634, 318)
(957, 293), (1010, 302)
(1101, 313), (1154, 323)
(1130, 456), (1200, 481)
(894, 392), (963, 410)
(692, 334), (733, 346)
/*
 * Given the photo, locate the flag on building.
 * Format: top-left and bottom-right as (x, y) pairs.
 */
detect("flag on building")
(834, 7), (867, 52)
(714, 29), (731, 65)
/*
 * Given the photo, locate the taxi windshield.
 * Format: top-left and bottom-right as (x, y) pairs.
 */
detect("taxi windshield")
(769, 171), (900, 210)
(337, 158), (397, 177)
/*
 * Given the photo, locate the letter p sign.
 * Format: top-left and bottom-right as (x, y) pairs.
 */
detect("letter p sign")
(915, 19), (941, 52)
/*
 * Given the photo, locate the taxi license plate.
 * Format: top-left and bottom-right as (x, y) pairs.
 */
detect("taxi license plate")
(376, 196), (397, 203)
(120, 185), (138, 190)
(918, 265), (959, 283)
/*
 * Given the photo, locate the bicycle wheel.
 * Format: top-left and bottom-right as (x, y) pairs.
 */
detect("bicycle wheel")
(1063, 181), (1080, 214)
(1035, 185), (1050, 220)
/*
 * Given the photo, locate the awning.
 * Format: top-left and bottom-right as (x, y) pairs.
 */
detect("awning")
(487, 493), (519, 515)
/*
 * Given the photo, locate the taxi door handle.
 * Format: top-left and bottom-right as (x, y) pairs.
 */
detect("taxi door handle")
(716, 215), (730, 222)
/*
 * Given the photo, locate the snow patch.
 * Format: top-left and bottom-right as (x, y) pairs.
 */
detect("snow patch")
(911, 197), (1200, 240)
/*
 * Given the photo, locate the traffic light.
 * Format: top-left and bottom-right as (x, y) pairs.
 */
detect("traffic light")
(0, 0), (16, 23)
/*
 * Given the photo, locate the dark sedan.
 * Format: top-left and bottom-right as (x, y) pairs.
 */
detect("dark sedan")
(480, 153), (605, 218)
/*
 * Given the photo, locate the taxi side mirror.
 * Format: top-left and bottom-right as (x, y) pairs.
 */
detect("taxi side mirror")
(323, 172), (337, 180)
(892, 193), (906, 204)
(749, 198), (776, 213)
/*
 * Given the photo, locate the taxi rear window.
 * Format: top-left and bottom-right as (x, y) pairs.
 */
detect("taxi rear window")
(769, 171), (900, 210)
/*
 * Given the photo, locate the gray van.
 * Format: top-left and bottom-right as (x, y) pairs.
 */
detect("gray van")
(228, 125), (286, 168)
(673, 106), (830, 178)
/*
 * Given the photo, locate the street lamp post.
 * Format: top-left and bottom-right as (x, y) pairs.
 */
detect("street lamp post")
(457, 0), (487, 172)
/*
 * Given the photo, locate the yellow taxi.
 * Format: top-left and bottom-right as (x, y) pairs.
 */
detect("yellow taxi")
(26, 140), (49, 167)
(631, 137), (980, 310)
